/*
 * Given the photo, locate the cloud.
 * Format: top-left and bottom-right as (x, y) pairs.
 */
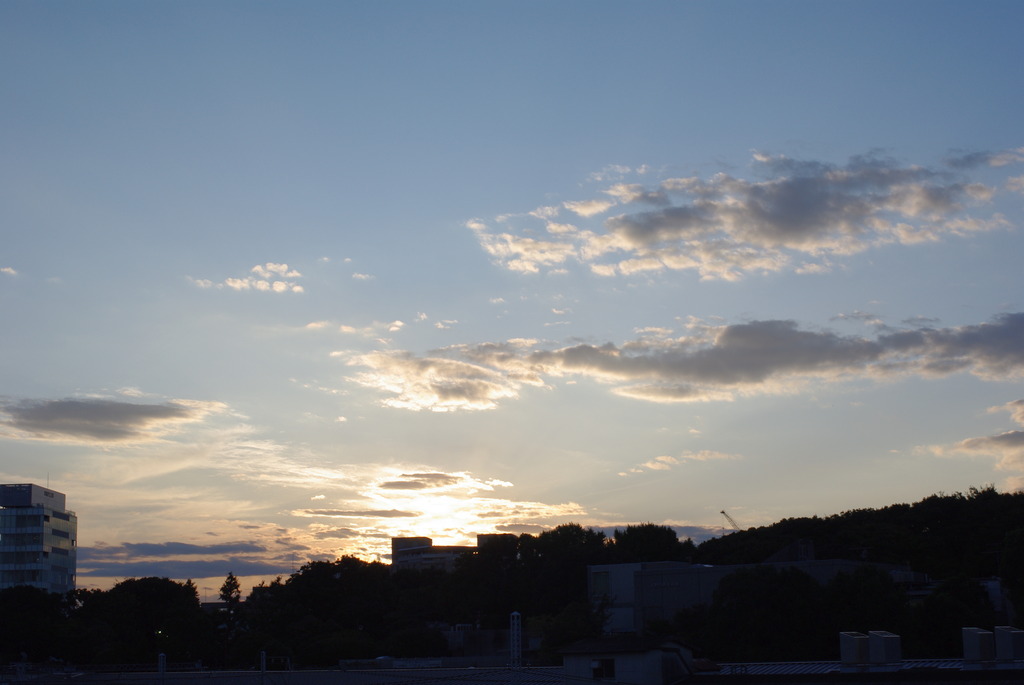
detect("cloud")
(954, 431), (1024, 471)
(310, 526), (360, 539)
(379, 472), (463, 490)
(564, 198), (616, 217)
(281, 465), (581, 554)
(469, 150), (1018, 280)
(61, 437), (593, 573)
(251, 263), (301, 279)
(620, 450), (741, 475)
(603, 183), (670, 206)
(63, 449), (609, 584)
(375, 471), (512, 494)
(191, 262), (304, 293)
(337, 320), (405, 338)
(77, 557), (292, 578)
(82, 541), (266, 559)
(0, 397), (224, 443)
(76, 538), (296, 581)
(1000, 399), (1024, 424)
(1, 267), (16, 276)
(467, 220), (578, 273)
(587, 164), (636, 183)
(345, 350), (530, 412)
(629, 455), (681, 473)
(944, 147), (1024, 169)
(296, 509), (420, 518)
(344, 313), (1024, 411)
(929, 400), (1024, 481)
(831, 310), (886, 327)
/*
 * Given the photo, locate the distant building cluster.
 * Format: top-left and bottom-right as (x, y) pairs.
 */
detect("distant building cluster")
(0, 483), (77, 594)
(390, 534), (516, 572)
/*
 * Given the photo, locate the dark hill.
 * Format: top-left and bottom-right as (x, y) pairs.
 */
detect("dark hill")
(693, 485), (1024, 581)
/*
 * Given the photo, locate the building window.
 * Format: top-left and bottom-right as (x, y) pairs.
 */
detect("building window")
(591, 658), (615, 680)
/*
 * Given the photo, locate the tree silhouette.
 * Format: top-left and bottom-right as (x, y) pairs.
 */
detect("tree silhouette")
(69, 577), (212, 664)
(611, 523), (692, 562)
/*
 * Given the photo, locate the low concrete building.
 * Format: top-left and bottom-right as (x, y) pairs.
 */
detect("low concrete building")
(562, 636), (694, 685)
(590, 542), (924, 635)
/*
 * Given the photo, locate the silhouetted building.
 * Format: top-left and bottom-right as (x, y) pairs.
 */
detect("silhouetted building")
(0, 483), (77, 593)
(391, 537), (474, 572)
(591, 542), (925, 634)
(562, 636), (694, 685)
(390, 533), (519, 573)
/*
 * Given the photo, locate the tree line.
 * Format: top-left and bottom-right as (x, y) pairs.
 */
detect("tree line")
(2, 486), (1022, 666)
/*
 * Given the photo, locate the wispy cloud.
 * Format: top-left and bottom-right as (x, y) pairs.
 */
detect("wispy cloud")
(343, 312), (1024, 411)
(927, 400), (1024, 488)
(295, 509), (420, 518)
(85, 541), (266, 558)
(0, 397), (226, 443)
(32, 425), (596, 584)
(379, 472), (463, 490)
(285, 465), (582, 553)
(620, 450), (741, 476)
(190, 262), (304, 293)
(337, 320), (405, 338)
(78, 539), (295, 580)
(467, 220), (577, 274)
(469, 151), (1017, 280)
(344, 350), (534, 412)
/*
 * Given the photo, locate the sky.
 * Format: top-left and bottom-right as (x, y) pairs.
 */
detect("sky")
(2, 0), (1023, 595)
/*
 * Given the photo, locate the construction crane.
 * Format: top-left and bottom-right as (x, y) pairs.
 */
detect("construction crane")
(720, 510), (740, 533)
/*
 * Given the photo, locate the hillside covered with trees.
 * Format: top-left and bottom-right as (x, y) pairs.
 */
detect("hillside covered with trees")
(2, 486), (1022, 666)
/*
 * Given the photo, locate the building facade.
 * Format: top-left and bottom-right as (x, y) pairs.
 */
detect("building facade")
(390, 534), (518, 573)
(390, 537), (474, 572)
(590, 555), (921, 634)
(0, 483), (77, 594)
(561, 636), (694, 685)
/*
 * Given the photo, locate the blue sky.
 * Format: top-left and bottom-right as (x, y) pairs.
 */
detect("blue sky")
(2, 0), (1023, 593)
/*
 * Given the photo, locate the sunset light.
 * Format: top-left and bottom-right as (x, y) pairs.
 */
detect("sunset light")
(2, 0), (1022, 596)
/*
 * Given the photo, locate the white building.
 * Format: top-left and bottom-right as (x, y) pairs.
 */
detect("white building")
(0, 483), (77, 594)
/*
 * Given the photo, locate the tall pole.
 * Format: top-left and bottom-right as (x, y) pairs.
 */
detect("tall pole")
(510, 611), (522, 669)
